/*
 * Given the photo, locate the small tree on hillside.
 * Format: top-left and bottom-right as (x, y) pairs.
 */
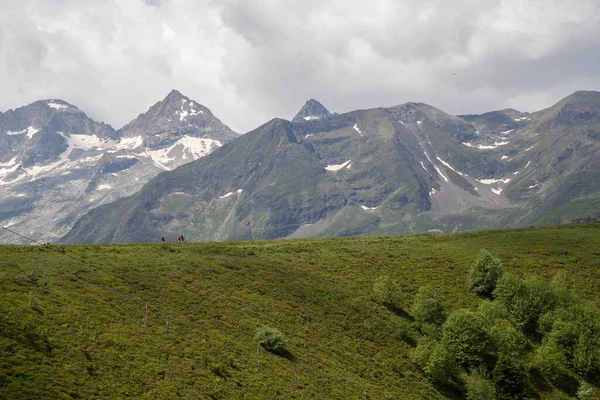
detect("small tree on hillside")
(493, 274), (557, 335)
(442, 309), (491, 368)
(255, 326), (286, 354)
(411, 286), (446, 327)
(372, 275), (402, 309)
(468, 249), (503, 297)
(493, 355), (527, 400)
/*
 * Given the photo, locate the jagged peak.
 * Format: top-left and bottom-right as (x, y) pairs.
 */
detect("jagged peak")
(292, 99), (331, 122)
(164, 89), (190, 103)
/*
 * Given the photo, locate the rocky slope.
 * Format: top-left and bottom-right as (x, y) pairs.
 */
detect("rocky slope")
(62, 91), (600, 243)
(0, 91), (238, 243)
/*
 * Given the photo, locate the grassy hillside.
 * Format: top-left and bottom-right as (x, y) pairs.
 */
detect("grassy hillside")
(2, 223), (600, 399)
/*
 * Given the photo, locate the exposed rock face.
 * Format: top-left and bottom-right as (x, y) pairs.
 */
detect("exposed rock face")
(0, 91), (238, 244)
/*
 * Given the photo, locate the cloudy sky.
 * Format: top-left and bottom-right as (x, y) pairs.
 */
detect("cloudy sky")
(1, 0), (599, 133)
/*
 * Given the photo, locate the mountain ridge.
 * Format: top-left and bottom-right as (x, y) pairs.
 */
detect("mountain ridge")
(0, 90), (238, 244)
(62, 90), (600, 243)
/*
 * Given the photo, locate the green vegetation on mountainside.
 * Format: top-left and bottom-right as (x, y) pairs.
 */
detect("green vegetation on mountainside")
(2, 223), (600, 399)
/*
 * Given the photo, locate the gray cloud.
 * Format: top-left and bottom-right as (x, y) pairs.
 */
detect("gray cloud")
(1, 0), (599, 133)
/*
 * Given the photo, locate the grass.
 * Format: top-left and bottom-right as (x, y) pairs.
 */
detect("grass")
(1, 223), (600, 399)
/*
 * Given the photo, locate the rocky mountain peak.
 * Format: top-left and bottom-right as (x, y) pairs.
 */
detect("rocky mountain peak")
(119, 90), (237, 146)
(292, 99), (332, 122)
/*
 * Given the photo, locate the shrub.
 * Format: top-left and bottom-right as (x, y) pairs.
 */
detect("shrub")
(532, 342), (569, 384)
(577, 381), (596, 400)
(411, 286), (446, 326)
(493, 355), (527, 400)
(477, 300), (510, 325)
(442, 309), (491, 368)
(412, 336), (459, 385)
(372, 275), (402, 309)
(468, 249), (503, 297)
(254, 326), (286, 354)
(545, 301), (600, 379)
(489, 319), (527, 357)
(493, 274), (557, 335)
(465, 368), (496, 400)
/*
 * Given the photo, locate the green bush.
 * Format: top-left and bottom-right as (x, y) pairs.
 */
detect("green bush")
(532, 342), (569, 384)
(545, 301), (600, 379)
(465, 368), (496, 400)
(493, 274), (557, 335)
(577, 381), (596, 400)
(442, 309), (491, 368)
(372, 275), (402, 309)
(254, 326), (286, 354)
(477, 300), (510, 324)
(489, 319), (527, 357)
(468, 249), (503, 297)
(492, 355), (527, 400)
(412, 336), (459, 385)
(411, 286), (446, 327)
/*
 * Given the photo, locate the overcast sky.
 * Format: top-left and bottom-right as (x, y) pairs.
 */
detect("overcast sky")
(1, 0), (599, 133)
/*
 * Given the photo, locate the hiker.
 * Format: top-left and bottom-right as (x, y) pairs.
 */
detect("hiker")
(161, 236), (165, 242)
(177, 235), (181, 242)
(181, 234), (185, 242)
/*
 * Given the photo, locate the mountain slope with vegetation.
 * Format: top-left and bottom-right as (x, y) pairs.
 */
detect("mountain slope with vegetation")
(2, 223), (600, 399)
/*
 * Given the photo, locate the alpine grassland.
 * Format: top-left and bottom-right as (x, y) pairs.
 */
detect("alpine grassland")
(1, 223), (600, 399)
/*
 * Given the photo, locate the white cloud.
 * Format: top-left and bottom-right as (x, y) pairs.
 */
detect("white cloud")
(1, 0), (599, 133)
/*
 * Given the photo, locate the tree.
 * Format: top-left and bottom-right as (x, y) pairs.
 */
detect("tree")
(411, 286), (446, 326)
(442, 309), (491, 368)
(468, 249), (503, 297)
(492, 356), (527, 400)
(372, 275), (402, 309)
(493, 274), (557, 335)
(489, 319), (527, 357)
(412, 336), (459, 385)
(493, 355), (527, 400)
(532, 341), (569, 385)
(465, 368), (496, 400)
(254, 326), (286, 354)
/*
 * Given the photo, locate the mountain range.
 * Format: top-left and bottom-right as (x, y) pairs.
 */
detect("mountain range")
(0, 90), (237, 243)
(53, 90), (600, 243)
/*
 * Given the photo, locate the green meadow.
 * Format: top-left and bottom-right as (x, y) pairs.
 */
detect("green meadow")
(1, 223), (600, 399)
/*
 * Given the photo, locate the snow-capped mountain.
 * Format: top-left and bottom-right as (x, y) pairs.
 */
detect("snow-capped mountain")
(0, 91), (238, 243)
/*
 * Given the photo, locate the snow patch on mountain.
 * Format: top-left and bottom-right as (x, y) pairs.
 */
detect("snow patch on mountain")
(175, 102), (204, 121)
(96, 184), (112, 191)
(219, 189), (243, 199)
(491, 188), (503, 195)
(436, 157), (468, 177)
(6, 126), (39, 138)
(303, 116), (320, 121)
(463, 141), (509, 150)
(477, 177), (512, 185)
(140, 136), (222, 170)
(69, 134), (111, 150)
(325, 160), (351, 171)
(0, 158), (17, 167)
(47, 102), (68, 110)
(353, 124), (362, 135)
(433, 165), (448, 182)
(360, 205), (378, 212)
